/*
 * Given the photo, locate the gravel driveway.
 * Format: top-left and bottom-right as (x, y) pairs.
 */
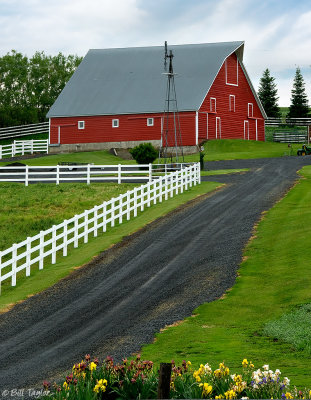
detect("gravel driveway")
(0, 156), (310, 394)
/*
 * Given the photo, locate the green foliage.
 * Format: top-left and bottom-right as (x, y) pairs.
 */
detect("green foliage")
(129, 143), (158, 164)
(0, 50), (82, 127)
(287, 67), (310, 118)
(257, 68), (281, 118)
(264, 303), (311, 353)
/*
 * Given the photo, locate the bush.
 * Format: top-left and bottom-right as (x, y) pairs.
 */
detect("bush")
(129, 143), (158, 164)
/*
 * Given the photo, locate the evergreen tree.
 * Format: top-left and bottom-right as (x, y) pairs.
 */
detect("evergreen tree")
(257, 68), (281, 118)
(287, 67), (309, 118)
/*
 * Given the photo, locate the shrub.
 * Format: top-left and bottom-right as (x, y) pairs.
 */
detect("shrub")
(129, 143), (158, 164)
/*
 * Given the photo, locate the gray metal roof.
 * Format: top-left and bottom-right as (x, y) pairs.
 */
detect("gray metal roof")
(47, 41), (245, 118)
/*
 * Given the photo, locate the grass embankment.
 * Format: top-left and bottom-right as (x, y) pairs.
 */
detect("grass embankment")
(0, 180), (220, 311)
(0, 139), (302, 167)
(140, 165), (311, 387)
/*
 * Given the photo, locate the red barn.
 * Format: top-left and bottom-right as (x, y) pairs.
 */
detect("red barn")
(47, 41), (266, 153)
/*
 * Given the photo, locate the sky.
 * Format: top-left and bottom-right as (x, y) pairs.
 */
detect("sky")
(0, 0), (311, 106)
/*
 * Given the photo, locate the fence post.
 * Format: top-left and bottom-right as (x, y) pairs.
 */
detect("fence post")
(31, 139), (34, 154)
(74, 216), (79, 248)
(94, 206), (98, 237)
(157, 363), (172, 399)
(84, 211), (89, 243)
(39, 231), (44, 270)
(52, 225), (57, 264)
(13, 141), (16, 156)
(198, 162), (201, 184)
(63, 221), (68, 256)
(149, 163), (152, 182)
(119, 196), (123, 224)
(0, 145), (2, 160)
(127, 192), (131, 220)
(12, 244), (17, 287)
(140, 187), (145, 211)
(133, 187), (138, 217)
(111, 198), (115, 227)
(25, 165), (29, 187)
(147, 182), (151, 207)
(118, 164), (121, 184)
(56, 165), (60, 185)
(103, 203), (107, 232)
(26, 237), (31, 276)
(87, 164), (91, 185)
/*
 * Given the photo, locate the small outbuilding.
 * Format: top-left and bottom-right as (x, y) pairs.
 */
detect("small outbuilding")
(47, 41), (266, 153)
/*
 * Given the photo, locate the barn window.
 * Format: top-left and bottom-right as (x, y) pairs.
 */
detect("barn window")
(210, 97), (216, 113)
(225, 55), (238, 86)
(78, 121), (85, 130)
(229, 95), (235, 112)
(147, 118), (154, 126)
(248, 103), (253, 117)
(112, 119), (119, 128)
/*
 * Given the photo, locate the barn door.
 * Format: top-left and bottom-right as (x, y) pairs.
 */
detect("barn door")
(244, 120), (249, 140)
(216, 117), (221, 139)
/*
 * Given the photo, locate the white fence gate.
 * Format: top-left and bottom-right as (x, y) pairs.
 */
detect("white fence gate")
(0, 139), (49, 159)
(0, 164), (200, 293)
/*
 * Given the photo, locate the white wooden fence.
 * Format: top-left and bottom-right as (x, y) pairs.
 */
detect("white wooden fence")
(0, 122), (49, 140)
(0, 139), (49, 159)
(0, 164), (200, 293)
(0, 162), (192, 185)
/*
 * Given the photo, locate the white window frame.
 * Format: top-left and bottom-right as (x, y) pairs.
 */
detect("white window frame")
(112, 119), (119, 128)
(248, 103), (253, 118)
(216, 117), (221, 139)
(78, 121), (85, 130)
(225, 58), (239, 86)
(147, 117), (154, 126)
(210, 97), (216, 113)
(244, 120), (249, 140)
(229, 95), (235, 112)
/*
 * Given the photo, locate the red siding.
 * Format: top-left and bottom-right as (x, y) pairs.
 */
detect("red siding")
(198, 53), (265, 142)
(50, 112), (196, 146)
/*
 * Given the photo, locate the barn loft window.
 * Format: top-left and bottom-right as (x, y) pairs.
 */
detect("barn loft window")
(78, 121), (85, 130)
(248, 103), (253, 117)
(210, 97), (216, 113)
(112, 119), (119, 128)
(225, 55), (238, 86)
(147, 118), (154, 126)
(229, 95), (235, 112)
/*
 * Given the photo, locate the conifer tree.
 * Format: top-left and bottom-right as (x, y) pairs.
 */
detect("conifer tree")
(257, 68), (281, 118)
(287, 67), (309, 118)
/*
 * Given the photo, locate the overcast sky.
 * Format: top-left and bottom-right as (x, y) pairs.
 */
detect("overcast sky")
(1, 0), (310, 106)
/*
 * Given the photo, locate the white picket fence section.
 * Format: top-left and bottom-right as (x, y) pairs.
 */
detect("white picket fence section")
(0, 162), (193, 186)
(0, 139), (49, 159)
(0, 122), (49, 140)
(0, 164), (200, 293)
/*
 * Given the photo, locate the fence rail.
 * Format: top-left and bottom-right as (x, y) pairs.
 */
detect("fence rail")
(273, 132), (307, 143)
(0, 122), (49, 140)
(0, 139), (49, 160)
(0, 162), (193, 185)
(0, 164), (200, 292)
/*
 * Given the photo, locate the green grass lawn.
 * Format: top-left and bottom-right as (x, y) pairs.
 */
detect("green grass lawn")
(0, 139), (303, 167)
(139, 165), (311, 388)
(0, 182), (136, 251)
(0, 180), (220, 311)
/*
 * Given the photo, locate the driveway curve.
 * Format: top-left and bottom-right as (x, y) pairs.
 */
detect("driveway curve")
(0, 156), (310, 392)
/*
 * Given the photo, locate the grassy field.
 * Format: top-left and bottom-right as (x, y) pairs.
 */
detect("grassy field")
(139, 165), (311, 388)
(0, 180), (220, 310)
(0, 139), (303, 168)
(0, 182), (136, 251)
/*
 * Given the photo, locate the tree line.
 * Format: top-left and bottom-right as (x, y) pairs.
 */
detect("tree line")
(258, 67), (310, 119)
(0, 50), (82, 127)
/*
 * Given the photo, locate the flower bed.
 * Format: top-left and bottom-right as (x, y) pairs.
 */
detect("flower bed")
(42, 355), (311, 399)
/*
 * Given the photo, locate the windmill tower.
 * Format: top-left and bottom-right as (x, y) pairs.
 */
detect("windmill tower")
(159, 41), (184, 163)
